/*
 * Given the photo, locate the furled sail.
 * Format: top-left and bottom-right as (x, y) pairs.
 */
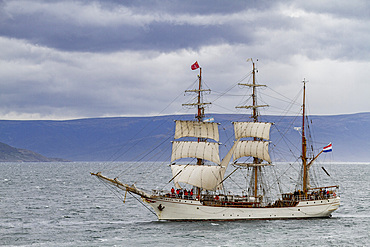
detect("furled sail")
(233, 122), (272, 140)
(233, 141), (271, 163)
(171, 164), (226, 190)
(171, 141), (220, 164)
(174, 120), (219, 141)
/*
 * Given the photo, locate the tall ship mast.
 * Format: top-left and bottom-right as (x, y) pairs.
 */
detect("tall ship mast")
(180, 64), (212, 195)
(302, 79), (309, 195)
(91, 60), (340, 221)
(182, 66), (211, 122)
(235, 59), (269, 201)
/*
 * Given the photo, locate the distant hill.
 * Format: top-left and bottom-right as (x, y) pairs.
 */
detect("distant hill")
(0, 142), (67, 162)
(0, 112), (369, 162)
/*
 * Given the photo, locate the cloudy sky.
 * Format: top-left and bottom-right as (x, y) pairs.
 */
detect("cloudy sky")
(0, 0), (369, 120)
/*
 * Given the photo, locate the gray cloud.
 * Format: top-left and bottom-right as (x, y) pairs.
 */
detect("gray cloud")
(0, 1), (297, 52)
(0, 0), (369, 119)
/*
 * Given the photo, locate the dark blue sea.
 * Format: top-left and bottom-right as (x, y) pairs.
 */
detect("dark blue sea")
(1, 162), (369, 246)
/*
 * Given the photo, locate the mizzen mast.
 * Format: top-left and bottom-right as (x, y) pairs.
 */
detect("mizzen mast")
(301, 79), (309, 195)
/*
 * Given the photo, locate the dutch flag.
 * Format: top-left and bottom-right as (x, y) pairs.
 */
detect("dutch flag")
(323, 143), (333, 153)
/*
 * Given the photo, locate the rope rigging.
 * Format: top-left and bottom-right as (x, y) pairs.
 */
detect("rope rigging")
(92, 61), (337, 210)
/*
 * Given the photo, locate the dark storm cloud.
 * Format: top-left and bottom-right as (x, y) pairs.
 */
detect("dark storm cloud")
(102, 0), (272, 15)
(0, 0), (280, 52)
(298, 0), (370, 20)
(0, 0), (369, 119)
(2, 0), (368, 60)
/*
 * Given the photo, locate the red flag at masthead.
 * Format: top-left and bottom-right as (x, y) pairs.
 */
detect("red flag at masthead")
(191, 61), (200, 70)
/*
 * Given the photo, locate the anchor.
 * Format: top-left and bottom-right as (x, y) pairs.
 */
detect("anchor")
(157, 204), (165, 211)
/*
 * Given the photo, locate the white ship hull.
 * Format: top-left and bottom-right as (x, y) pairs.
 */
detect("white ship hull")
(144, 197), (340, 221)
(92, 71), (342, 222)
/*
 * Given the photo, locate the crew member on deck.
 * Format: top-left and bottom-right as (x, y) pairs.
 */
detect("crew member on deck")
(171, 187), (175, 196)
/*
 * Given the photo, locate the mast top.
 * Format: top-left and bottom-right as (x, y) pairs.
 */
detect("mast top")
(235, 59), (268, 122)
(183, 64), (211, 122)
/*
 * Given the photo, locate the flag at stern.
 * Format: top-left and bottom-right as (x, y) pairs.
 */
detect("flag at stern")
(323, 143), (333, 152)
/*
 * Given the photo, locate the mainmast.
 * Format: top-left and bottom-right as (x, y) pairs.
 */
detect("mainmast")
(236, 59), (268, 199)
(302, 79), (308, 194)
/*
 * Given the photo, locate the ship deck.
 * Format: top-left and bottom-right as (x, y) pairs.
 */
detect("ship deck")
(152, 185), (339, 209)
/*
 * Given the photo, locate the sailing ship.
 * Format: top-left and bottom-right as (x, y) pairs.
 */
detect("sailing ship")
(92, 60), (340, 220)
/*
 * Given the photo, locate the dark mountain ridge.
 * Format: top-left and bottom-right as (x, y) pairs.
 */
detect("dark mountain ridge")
(0, 142), (66, 162)
(0, 112), (368, 162)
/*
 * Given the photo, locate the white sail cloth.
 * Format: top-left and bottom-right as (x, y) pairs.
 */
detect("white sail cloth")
(171, 141), (220, 165)
(174, 120), (219, 141)
(171, 164), (226, 190)
(233, 122), (271, 140)
(233, 141), (271, 163)
(170, 120), (222, 190)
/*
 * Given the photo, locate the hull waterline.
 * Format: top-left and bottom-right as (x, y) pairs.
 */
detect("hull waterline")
(144, 197), (340, 221)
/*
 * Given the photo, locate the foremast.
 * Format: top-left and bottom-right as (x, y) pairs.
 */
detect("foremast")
(170, 63), (228, 193)
(236, 59), (269, 200)
(183, 67), (211, 123)
(184, 66), (206, 195)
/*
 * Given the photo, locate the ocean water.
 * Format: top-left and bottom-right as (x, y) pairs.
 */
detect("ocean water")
(0, 162), (369, 247)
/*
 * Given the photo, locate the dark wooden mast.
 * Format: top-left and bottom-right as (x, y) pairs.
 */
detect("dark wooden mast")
(251, 62), (259, 199)
(302, 79), (308, 195)
(236, 59), (268, 199)
(183, 66), (211, 195)
(183, 67), (210, 122)
(196, 68), (204, 166)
